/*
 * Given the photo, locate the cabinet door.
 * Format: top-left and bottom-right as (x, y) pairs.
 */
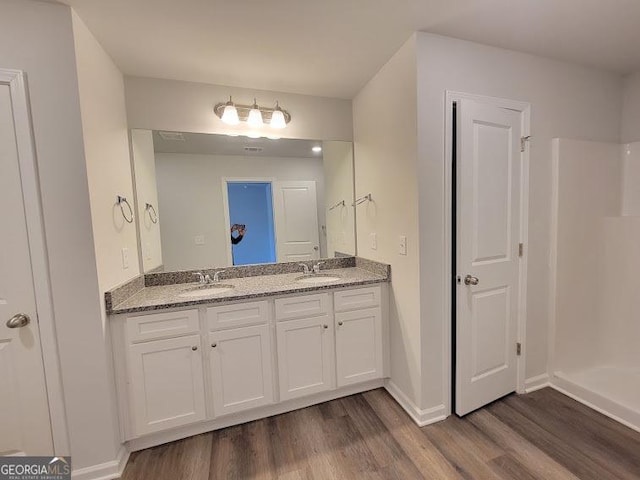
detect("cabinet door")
(209, 325), (274, 416)
(276, 315), (335, 400)
(335, 308), (383, 387)
(128, 334), (206, 436)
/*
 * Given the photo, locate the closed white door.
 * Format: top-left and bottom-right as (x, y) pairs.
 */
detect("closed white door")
(276, 316), (334, 400)
(456, 99), (522, 416)
(0, 81), (53, 455)
(335, 308), (383, 387)
(273, 181), (320, 262)
(128, 334), (206, 435)
(209, 325), (274, 416)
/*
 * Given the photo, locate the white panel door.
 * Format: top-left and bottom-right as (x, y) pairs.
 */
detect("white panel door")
(209, 325), (274, 416)
(276, 316), (334, 400)
(128, 334), (206, 435)
(273, 181), (320, 262)
(456, 99), (522, 416)
(335, 308), (383, 387)
(0, 82), (53, 455)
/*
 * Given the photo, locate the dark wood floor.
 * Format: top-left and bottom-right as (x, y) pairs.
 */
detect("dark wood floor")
(121, 388), (640, 479)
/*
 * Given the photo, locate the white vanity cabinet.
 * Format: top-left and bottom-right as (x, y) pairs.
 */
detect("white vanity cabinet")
(111, 283), (388, 448)
(334, 287), (383, 387)
(124, 310), (206, 436)
(275, 293), (336, 400)
(206, 301), (274, 415)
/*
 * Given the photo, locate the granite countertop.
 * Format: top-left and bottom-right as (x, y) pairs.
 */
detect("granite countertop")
(109, 267), (388, 315)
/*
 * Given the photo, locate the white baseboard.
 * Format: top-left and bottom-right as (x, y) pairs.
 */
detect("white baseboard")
(551, 373), (640, 434)
(524, 373), (551, 393)
(72, 445), (129, 480)
(384, 380), (447, 427)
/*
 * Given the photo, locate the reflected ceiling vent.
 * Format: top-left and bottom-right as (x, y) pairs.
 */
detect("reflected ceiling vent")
(244, 146), (263, 153)
(158, 131), (185, 141)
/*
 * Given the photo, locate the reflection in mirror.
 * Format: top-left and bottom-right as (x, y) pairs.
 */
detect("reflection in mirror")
(130, 130), (356, 273)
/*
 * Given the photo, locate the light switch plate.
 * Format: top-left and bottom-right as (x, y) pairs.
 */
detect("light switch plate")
(370, 233), (377, 250)
(194, 235), (205, 245)
(399, 235), (407, 255)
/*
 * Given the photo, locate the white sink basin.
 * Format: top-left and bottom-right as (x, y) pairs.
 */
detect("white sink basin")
(179, 284), (235, 298)
(295, 275), (341, 285)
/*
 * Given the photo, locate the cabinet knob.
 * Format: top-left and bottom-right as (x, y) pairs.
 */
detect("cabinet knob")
(338, 321), (344, 326)
(192, 346), (198, 351)
(323, 324), (328, 329)
(211, 343), (217, 348)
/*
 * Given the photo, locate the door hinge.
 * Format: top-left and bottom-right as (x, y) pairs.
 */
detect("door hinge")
(516, 342), (522, 356)
(520, 136), (531, 153)
(518, 243), (524, 257)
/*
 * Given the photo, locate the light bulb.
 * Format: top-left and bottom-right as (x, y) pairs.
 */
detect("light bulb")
(270, 102), (287, 129)
(247, 99), (263, 128)
(220, 97), (239, 125)
(312, 146), (322, 153)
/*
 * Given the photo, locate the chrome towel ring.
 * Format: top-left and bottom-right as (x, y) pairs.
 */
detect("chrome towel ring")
(145, 203), (158, 224)
(116, 195), (134, 223)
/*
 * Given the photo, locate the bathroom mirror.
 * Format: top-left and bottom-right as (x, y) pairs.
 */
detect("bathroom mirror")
(129, 129), (356, 273)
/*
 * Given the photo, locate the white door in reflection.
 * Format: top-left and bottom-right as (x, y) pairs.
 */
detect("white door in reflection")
(273, 181), (321, 262)
(227, 182), (277, 266)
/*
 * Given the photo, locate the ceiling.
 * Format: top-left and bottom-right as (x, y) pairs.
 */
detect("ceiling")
(60, 0), (640, 99)
(152, 131), (323, 158)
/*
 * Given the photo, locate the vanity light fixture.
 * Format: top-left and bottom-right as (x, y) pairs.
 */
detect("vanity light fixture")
(220, 97), (240, 126)
(214, 98), (291, 128)
(247, 98), (264, 128)
(270, 102), (287, 129)
(312, 145), (322, 153)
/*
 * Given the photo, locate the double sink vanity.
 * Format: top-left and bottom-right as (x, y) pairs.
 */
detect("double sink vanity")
(106, 257), (390, 450)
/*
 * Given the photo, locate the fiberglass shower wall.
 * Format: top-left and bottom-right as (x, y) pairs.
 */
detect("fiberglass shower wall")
(552, 138), (640, 431)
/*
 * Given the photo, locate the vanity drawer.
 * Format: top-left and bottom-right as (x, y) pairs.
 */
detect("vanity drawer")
(207, 300), (269, 330)
(275, 293), (330, 321)
(126, 309), (200, 343)
(334, 286), (381, 313)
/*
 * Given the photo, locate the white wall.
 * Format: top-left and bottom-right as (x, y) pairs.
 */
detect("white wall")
(414, 33), (623, 410)
(156, 153), (326, 271)
(622, 142), (640, 215)
(552, 139), (622, 372)
(124, 76), (353, 141)
(0, 0), (122, 473)
(322, 141), (356, 256)
(73, 12), (140, 297)
(353, 36), (422, 406)
(600, 217), (640, 369)
(622, 72), (640, 144)
(131, 129), (163, 272)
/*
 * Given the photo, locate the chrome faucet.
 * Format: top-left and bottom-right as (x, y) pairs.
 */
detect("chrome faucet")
(299, 263), (311, 275)
(213, 270), (226, 282)
(193, 272), (206, 284)
(313, 261), (325, 274)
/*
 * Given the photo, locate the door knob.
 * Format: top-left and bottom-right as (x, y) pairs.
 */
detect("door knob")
(464, 275), (479, 286)
(6, 313), (30, 329)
